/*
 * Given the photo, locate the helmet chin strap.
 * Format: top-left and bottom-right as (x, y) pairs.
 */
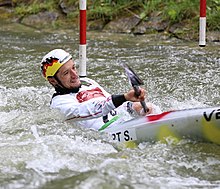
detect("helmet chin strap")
(53, 75), (81, 95)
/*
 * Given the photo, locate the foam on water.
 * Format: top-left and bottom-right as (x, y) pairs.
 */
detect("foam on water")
(0, 28), (219, 188)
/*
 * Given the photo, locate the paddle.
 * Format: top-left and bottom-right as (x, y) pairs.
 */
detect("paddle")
(122, 63), (149, 113)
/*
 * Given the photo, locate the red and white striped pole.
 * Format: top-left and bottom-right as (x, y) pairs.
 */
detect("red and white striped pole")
(199, 0), (206, 47)
(79, 0), (87, 77)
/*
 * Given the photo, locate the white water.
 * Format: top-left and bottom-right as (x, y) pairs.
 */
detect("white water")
(0, 24), (220, 188)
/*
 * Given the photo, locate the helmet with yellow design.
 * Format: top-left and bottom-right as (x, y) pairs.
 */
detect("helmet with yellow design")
(41, 49), (72, 80)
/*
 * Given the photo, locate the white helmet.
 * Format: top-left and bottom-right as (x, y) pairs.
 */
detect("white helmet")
(41, 49), (72, 80)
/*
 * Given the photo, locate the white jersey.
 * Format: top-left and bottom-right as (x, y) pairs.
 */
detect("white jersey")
(50, 77), (131, 130)
(50, 77), (162, 130)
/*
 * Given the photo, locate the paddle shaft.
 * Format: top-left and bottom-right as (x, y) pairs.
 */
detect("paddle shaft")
(133, 85), (149, 113)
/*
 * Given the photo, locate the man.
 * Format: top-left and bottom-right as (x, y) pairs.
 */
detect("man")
(41, 49), (160, 130)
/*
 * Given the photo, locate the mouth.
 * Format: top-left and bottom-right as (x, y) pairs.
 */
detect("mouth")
(70, 77), (80, 84)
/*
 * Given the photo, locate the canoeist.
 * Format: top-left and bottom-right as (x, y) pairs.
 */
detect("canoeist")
(40, 49), (161, 130)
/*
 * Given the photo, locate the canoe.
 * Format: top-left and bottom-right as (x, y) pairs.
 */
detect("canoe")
(103, 106), (220, 145)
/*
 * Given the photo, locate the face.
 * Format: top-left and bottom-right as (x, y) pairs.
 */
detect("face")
(55, 59), (81, 89)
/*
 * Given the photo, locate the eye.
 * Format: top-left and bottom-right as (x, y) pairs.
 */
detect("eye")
(63, 71), (68, 76)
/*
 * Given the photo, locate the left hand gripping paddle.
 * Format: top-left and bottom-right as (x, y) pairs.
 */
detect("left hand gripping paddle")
(122, 63), (149, 113)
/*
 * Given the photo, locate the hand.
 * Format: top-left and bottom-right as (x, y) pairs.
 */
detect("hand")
(132, 102), (154, 116)
(124, 87), (146, 102)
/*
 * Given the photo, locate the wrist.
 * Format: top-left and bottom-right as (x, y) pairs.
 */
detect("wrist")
(124, 93), (129, 101)
(112, 94), (127, 108)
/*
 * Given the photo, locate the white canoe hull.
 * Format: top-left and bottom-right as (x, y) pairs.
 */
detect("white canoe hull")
(103, 106), (220, 145)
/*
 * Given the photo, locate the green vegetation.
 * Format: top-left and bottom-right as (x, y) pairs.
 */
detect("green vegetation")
(207, 0), (220, 31)
(85, 0), (219, 31)
(12, 0), (220, 31)
(163, 0), (198, 23)
(87, 0), (140, 21)
(14, 0), (58, 16)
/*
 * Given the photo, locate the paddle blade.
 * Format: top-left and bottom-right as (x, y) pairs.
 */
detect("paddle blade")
(122, 63), (144, 86)
(122, 63), (149, 113)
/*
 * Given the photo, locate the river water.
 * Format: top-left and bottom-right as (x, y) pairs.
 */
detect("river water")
(0, 23), (220, 189)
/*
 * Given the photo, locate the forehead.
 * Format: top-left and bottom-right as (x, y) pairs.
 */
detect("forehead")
(58, 59), (74, 72)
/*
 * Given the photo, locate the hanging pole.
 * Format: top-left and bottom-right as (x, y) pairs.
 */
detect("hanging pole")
(199, 0), (206, 47)
(79, 0), (87, 77)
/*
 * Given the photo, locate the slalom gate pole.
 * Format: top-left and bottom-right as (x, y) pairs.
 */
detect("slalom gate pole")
(199, 0), (206, 47)
(79, 0), (87, 77)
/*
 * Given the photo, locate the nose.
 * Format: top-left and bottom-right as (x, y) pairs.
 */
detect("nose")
(70, 68), (78, 77)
